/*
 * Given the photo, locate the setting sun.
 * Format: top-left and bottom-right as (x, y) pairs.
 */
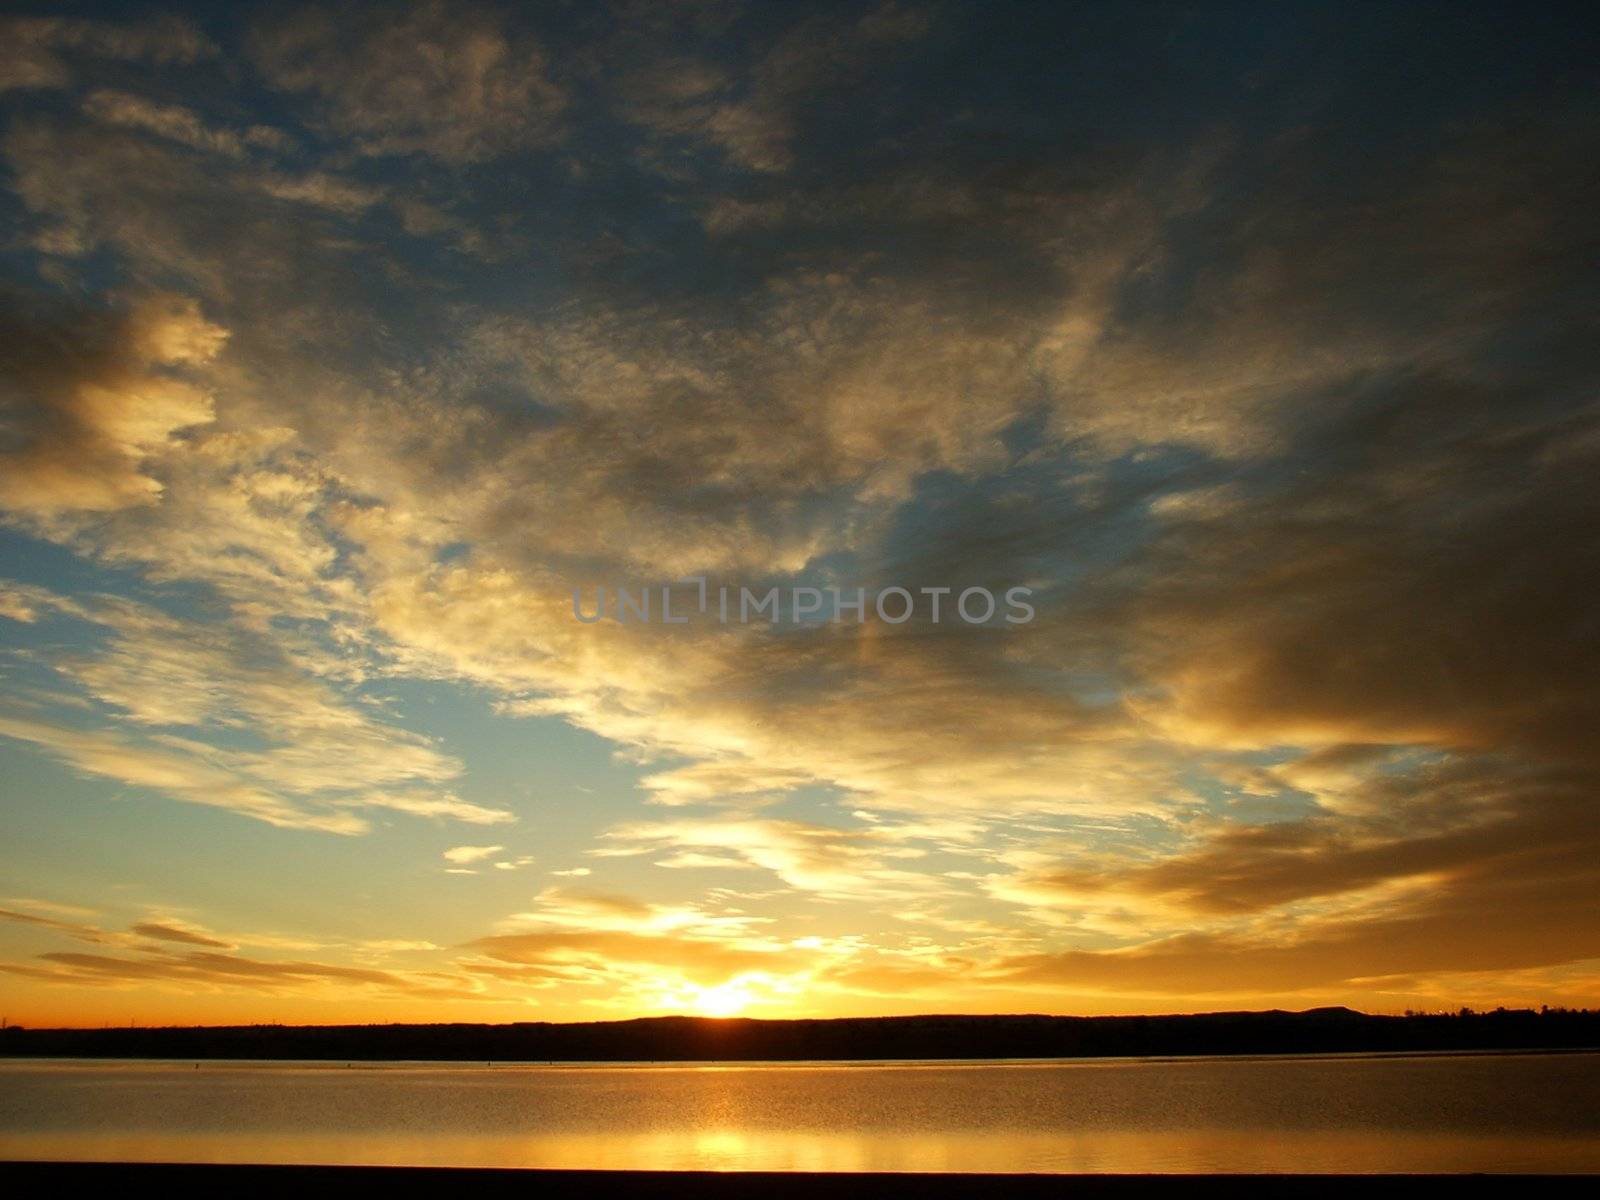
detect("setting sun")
(695, 985), (754, 1019)
(658, 980), (760, 1019)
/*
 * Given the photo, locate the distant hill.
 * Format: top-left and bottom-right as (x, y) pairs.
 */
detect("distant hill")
(4, 1007), (1598, 1062)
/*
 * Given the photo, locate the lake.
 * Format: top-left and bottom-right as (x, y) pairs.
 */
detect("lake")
(2, 1052), (1597, 1173)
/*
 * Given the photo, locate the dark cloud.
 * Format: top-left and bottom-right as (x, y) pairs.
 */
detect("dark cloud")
(1010, 758), (1597, 911)
(994, 845), (1600, 997)
(10, 947), (484, 1001)
(0, 906), (109, 944)
(0, 289), (223, 518)
(0, 12), (215, 92)
(131, 921), (234, 949)
(251, 1), (566, 162)
(1122, 367), (1600, 769)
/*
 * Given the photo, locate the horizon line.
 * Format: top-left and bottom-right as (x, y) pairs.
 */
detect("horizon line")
(11, 1004), (1598, 1034)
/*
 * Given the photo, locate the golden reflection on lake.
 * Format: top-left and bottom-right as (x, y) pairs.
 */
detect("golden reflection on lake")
(2, 1053), (1597, 1173)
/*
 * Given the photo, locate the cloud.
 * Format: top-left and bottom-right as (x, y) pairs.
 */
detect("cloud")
(0, 13), (215, 92)
(601, 817), (961, 900)
(0, 587), (512, 833)
(131, 921), (234, 949)
(467, 886), (831, 1003)
(443, 845), (504, 866)
(369, 557), (1168, 825)
(0, 905), (111, 945)
(0, 291), (224, 518)
(0, 902), (496, 1008)
(17, 948), (484, 1002)
(0, 714), (364, 834)
(251, 1), (565, 162)
(990, 854), (1600, 1001)
(1122, 374), (1600, 771)
(0, 897), (100, 920)
(979, 753), (1600, 1003)
(1, 112), (423, 323)
(613, 2), (930, 173)
(81, 90), (249, 158)
(256, 171), (384, 213)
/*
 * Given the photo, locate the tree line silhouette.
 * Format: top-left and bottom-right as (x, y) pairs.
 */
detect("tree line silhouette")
(4, 1006), (1599, 1062)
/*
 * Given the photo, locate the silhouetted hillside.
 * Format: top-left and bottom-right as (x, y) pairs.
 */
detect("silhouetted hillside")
(4, 1007), (1599, 1062)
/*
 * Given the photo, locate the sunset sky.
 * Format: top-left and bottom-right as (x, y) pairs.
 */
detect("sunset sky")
(2, 1), (1598, 1028)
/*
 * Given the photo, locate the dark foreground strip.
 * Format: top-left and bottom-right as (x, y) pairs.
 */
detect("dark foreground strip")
(2, 1164), (1596, 1197)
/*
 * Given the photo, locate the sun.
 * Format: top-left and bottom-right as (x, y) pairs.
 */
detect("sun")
(689, 981), (756, 1018)
(653, 971), (792, 1018)
(654, 979), (759, 1018)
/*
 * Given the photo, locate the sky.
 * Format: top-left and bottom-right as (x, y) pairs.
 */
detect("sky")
(0, 0), (1597, 1028)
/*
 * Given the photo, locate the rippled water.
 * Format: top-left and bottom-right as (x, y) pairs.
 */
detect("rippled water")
(2, 1052), (1598, 1172)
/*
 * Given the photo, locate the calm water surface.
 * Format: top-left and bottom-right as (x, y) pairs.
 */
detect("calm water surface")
(2, 1052), (1597, 1173)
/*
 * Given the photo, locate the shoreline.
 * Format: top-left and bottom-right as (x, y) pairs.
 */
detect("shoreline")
(5, 1044), (1600, 1067)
